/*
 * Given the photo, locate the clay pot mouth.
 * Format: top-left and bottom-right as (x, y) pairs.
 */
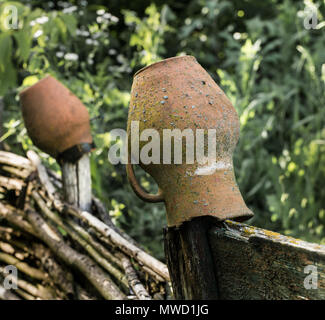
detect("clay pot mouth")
(19, 75), (53, 98)
(134, 55), (196, 77)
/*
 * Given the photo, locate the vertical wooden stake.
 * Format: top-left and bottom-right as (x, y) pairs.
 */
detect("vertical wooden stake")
(61, 153), (92, 212)
(164, 216), (219, 300)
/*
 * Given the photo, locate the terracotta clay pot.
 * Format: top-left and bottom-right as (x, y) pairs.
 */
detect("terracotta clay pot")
(127, 55), (253, 227)
(20, 75), (93, 159)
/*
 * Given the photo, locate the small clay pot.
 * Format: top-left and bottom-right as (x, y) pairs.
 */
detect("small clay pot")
(20, 76), (93, 159)
(127, 55), (253, 227)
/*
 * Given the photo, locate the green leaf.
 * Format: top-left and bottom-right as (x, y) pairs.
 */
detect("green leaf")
(54, 16), (67, 42)
(0, 33), (16, 95)
(13, 30), (31, 62)
(60, 13), (77, 36)
(0, 33), (12, 72)
(22, 75), (39, 87)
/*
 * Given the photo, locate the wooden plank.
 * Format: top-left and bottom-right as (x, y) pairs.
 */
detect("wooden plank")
(209, 220), (325, 300)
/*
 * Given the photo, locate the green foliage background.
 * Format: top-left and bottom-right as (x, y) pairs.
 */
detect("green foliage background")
(0, 0), (324, 260)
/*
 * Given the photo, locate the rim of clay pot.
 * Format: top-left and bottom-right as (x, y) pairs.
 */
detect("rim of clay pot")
(134, 55), (196, 77)
(19, 75), (53, 97)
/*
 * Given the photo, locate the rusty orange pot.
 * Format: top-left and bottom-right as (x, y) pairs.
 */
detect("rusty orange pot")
(127, 55), (253, 227)
(20, 75), (93, 160)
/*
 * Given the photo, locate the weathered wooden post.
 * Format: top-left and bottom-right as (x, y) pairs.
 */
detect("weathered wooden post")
(163, 217), (220, 299)
(60, 148), (92, 212)
(126, 56), (253, 299)
(19, 76), (94, 211)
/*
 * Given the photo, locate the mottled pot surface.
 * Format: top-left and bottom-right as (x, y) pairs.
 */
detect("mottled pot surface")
(20, 75), (93, 159)
(127, 56), (253, 227)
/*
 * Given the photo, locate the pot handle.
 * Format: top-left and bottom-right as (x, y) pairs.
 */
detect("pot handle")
(126, 162), (164, 203)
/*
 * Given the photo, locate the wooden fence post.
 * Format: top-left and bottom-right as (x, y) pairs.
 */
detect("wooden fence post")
(164, 216), (219, 300)
(61, 153), (92, 212)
